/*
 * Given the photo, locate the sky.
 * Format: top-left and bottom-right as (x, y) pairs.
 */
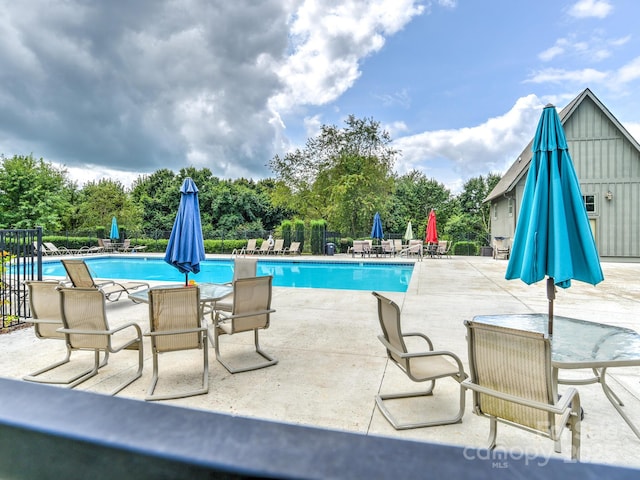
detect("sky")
(1, 0), (639, 193)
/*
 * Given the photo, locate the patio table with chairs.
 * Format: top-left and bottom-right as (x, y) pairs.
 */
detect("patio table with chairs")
(472, 313), (640, 440)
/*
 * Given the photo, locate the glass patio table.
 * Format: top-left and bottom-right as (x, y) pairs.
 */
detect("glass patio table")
(473, 313), (640, 439)
(128, 283), (233, 307)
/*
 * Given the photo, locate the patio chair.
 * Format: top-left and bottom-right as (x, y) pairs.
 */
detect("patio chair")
(61, 259), (149, 302)
(23, 280), (110, 385)
(146, 286), (209, 401)
(213, 275), (277, 373)
(381, 240), (394, 257)
(393, 239), (403, 254)
(257, 240), (272, 255)
(436, 240), (451, 258)
(400, 240), (423, 259)
(351, 240), (370, 257)
(270, 238), (285, 255)
(56, 287), (144, 395)
(462, 320), (581, 460)
(372, 292), (466, 430)
(209, 257), (258, 315)
(284, 241), (301, 255)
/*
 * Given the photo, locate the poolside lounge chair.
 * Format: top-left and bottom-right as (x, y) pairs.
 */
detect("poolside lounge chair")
(61, 259), (149, 302)
(462, 320), (581, 460)
(257, 240), (272, 255)
(244, 238), (257, 255)
(33, 242), (55, 256)
(118, 239), (147, 253)
(146, 286), (209, 401)
(44, 242), (77, 255)
(213, 275), (277, 373)
(270, 238), (285, 255)
(55, 287), (143, 395)
(284, 241), (301, 255)
(23, 280), (110, 385)
(372, 292), (466, 430)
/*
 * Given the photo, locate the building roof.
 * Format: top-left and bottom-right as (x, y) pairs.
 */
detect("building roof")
(484, 88), (640, 203)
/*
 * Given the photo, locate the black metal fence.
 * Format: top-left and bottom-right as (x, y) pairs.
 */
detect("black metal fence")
(1, 227), (42, 328)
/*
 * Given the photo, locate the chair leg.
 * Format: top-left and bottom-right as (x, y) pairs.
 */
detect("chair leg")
(145, 334), (208, 401)
(23, 349), (109, 386)
(214, 327), (278, 374)
(376, 379), (465, 430)
(488, 417), (498, 450)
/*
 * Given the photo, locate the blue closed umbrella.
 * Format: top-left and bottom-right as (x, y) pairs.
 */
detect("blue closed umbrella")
(110, 217), (119, 241)
(371, 212), (384, 240)
(164, 177), (206, 286)
(505, 104), (604, 335)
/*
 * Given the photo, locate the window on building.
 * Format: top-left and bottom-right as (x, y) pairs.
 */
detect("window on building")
(508, 198), (513, 216)
(493, 203), (498, 220)
(583, 195), (595, 213)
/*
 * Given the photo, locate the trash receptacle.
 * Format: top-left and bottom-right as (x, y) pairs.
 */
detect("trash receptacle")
(325, 242), (335, 255)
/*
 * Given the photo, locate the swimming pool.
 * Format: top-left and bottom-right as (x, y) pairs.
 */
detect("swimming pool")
(41, 257), (413, 292)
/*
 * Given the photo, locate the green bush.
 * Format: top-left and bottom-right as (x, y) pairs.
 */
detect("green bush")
(281, 220), (292, 248)
(294, 219), (305, 251)
(339, 237), (353, 253)
(310, 220), (325, 255)
(452, 241), (479, 256)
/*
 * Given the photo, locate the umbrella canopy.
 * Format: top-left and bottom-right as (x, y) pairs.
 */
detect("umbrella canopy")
(505, 104), (604, 335)
(403, 221), (413, 241)
(164, 177), (206, 285)
(110, 217), (119, 241)
(426, 209), (438, 244)
(371, 212), (384, 240)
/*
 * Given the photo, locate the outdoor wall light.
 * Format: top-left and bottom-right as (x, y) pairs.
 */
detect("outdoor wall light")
(605, 191), (613, 200)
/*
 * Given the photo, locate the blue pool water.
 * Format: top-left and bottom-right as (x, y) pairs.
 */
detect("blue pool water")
(41, 257), (413, 292)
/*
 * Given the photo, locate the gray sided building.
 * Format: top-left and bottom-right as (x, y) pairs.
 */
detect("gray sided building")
(485, 88), (640, 260)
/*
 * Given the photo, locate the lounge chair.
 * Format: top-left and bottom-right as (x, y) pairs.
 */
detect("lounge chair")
(145, 286), (209, 401)
(257, 240), (272, 255)
(372, 292), (466, 429)
(462, 320), (581, 460)
(284, 241), (301, 255)
(23, 280), (109, 385)
(33, 242), (55, 256)
(213, 275), (277, 373)
(270, 238), (285, 255)
(55, 287), (143, 395)
(61, 259), (149, 302)
(244, 238), (257, 255)
(45, 242), (77, 255)
(101, 239), (115, 253)
(117, 239), (147, 253)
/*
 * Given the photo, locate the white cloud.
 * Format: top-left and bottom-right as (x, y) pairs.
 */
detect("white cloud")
(270, 0), (424, 112)
(525, 67), (608, 84)
(568, 0), (613, 19)
(392, 95), (544, 190)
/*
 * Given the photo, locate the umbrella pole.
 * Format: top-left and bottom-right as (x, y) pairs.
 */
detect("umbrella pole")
(546, 277), (555, 336)
(185, 273), (189, 287)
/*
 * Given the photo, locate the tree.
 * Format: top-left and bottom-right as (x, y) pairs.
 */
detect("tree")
(455, 173), (501, 243)
(388, 171), (453, 238)
(76, 179), (140, 234)
(0, 154), (73, 230)
(269, 115), (397, 237)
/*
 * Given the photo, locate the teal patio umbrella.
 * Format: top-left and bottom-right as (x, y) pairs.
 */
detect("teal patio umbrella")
(505, 104), (604, 335)
(110, 217), (119, 241)
(164, 177), (206, 286)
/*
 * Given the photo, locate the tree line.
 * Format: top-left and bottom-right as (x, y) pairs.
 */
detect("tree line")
(0, 116), (500, 246)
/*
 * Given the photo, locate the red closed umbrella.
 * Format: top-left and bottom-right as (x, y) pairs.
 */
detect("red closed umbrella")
(426, 209), (438, 244)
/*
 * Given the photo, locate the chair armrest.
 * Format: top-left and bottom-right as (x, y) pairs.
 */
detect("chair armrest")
(402, 331), (435, 351)
(461, 379), (579, 416)
(216, 309), (275, 323)
(145, 326), (207, 337)
(58, 322), (142, 351)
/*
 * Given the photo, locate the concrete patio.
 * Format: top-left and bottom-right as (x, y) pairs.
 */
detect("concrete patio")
(1, 254), (639, 472)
